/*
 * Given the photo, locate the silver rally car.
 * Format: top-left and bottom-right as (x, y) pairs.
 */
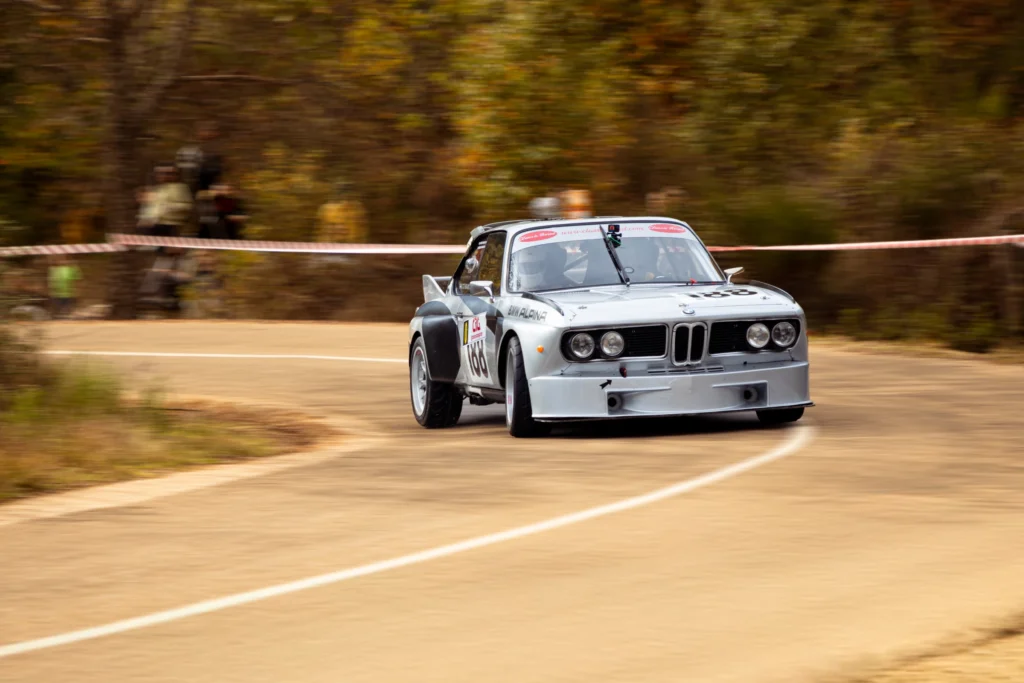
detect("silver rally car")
(408, 217), (811, 437)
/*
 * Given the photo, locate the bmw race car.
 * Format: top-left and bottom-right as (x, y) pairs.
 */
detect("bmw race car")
(409, 217), (811, 437)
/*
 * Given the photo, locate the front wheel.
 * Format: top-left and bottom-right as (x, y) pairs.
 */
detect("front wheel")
(505, 337), (549, 438)
(756, 407), (804, 426)
(410, 337), (462, 428)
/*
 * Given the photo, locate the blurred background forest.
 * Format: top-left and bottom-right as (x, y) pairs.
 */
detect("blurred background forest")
(2, 0), (1024, 347)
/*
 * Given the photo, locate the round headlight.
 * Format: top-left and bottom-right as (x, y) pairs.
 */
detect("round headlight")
(569, 333), (596, 359)
(600, 331), (625, 357)
(771, 321), (797, 348)
(746, 322), (770, 349)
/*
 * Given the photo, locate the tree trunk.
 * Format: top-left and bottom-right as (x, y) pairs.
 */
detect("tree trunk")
(104, 6), (138, 320)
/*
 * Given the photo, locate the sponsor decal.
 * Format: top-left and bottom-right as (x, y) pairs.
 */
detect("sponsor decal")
(462, 314), (487, 345)
(649, 223), (688, 234)
(519, 229), (557, 243)
(511, 222), (697, 253)
(461, 313), (489, 378)
(507, 305), (548, 322)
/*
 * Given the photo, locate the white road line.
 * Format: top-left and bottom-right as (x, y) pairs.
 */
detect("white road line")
(44, 350), (406, 363)
(0, 425), (813, 659)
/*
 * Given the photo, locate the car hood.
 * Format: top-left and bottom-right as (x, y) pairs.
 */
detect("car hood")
(540, 284), (800, 326)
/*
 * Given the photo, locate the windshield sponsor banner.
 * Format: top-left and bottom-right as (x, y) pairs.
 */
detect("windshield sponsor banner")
(511, 222), (696, 253)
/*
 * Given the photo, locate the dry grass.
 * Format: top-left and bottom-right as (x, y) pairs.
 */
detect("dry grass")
(0, 359), (332, 504)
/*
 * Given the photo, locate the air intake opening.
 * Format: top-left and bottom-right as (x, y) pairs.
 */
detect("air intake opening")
(690, 324), (706, 363)
(607, 395), (622, 411)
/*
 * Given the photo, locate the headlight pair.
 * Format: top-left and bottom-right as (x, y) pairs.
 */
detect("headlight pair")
(570, 331), (625, 360)
(746, 321), (797, 350)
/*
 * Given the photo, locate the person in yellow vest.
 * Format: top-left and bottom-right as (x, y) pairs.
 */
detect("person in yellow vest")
(315, 180), (368, 244)
(48, 255), (82, 319)
(559, 189), (592, 219)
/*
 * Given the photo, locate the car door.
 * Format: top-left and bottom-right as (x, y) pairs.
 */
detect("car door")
(447, 232), (506, 389)
(473, 231), (507, 388)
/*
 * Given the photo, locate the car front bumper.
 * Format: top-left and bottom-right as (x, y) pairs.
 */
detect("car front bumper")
(528, 361), (810, 420)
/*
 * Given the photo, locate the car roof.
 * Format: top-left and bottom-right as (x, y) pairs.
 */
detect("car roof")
(469, 216), (688, 242)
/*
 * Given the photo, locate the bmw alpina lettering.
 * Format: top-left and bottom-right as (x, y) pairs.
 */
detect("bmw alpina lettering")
(508, 306), (547, 322)
(409, 217), (811, 437)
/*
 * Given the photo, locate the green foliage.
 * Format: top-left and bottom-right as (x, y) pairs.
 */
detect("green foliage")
(949, 320), (1000, 354)
(1, 357), (123, 426)
(714, 188), (837, 247)
(2, 0), (1024, 347)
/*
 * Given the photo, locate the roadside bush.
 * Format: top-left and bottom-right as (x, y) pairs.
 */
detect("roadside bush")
(0, 329), (322, 503)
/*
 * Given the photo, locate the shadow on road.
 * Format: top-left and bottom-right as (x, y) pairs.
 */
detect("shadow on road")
(459, 405), (787, 440)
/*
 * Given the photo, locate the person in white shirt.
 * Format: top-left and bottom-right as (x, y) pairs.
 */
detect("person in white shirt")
(138, 164), (192, 237)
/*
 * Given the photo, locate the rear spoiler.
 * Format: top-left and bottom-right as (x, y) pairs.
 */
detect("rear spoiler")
(422, 275), (452, 302)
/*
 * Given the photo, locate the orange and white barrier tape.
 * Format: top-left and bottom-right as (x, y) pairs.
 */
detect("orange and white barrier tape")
(0, 243), (125, 257)
(3, 232), (1023, 258)
(707, 234), (1024, 252)
(109, 234), (466, 254)
(106, 232), (1024, 253)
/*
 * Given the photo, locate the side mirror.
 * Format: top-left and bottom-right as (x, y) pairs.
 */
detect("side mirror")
(469, 280), (494, 300)
(724, 266), (744, 284)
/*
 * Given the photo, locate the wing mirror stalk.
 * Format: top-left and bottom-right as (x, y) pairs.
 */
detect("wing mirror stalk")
(724, 266), (744, 284)
(469, 280), (495, 302)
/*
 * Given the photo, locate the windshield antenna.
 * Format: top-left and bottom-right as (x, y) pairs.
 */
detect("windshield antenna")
(599, 224), (630, 287)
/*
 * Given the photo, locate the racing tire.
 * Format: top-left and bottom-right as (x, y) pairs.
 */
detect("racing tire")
(756, 407), (804, 426)
(410, 337), (463, 428)
(505, 337), (550, 438)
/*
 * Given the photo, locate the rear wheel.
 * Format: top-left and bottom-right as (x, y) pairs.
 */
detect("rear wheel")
(756, 407), (804, 426)
(505, 337), (549, 438)
(410, 338), (462, 428)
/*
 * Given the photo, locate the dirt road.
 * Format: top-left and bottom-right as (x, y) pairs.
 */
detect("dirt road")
(1, 323), (1022, 682)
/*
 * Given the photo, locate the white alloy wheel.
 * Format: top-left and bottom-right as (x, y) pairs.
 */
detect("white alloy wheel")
(411, 346), (428, 418)
(505, 351), (515, 427)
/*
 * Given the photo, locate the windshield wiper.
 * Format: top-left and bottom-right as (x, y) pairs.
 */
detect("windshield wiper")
(598, 224), (630, 287)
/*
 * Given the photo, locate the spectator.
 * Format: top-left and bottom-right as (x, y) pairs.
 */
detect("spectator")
(529, 196), (561, 219)
(198, 183), (248, 240)
(191, 250), (225, 318)
(176, 122), (224, 195)
(139, 164), (192, 237)
(559, 189), (592, 219)
(136, 183), (158, 233)
(138, 246), (197, 317)
(48, 255), (81, 319)
(178, 122), (225, 237)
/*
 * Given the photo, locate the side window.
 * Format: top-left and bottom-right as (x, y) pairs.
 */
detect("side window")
(456, 239), (487, 295)
(477, 232), (507, 295)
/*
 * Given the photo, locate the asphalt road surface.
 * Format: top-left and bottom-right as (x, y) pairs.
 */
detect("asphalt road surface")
(1, 323), (1023, 683)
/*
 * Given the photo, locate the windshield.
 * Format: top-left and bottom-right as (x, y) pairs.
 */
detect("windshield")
(507, 222), (723, 293)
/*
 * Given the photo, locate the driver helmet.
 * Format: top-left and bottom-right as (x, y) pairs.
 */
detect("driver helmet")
(515, 243), (565, 290)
